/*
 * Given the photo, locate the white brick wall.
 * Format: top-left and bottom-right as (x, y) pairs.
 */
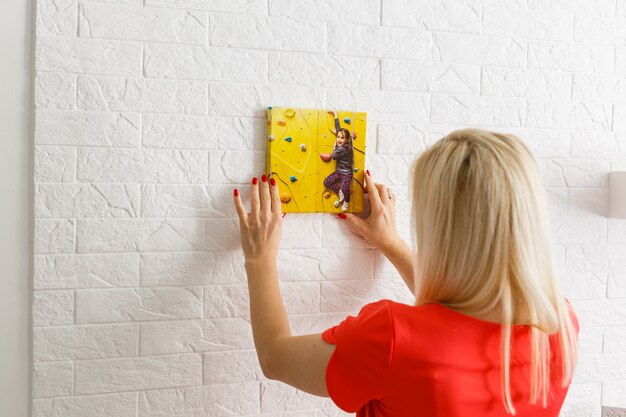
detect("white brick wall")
(33, 0), (626, 416)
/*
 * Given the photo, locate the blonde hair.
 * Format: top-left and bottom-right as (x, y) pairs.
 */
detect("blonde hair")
(410, 128), (578, 414)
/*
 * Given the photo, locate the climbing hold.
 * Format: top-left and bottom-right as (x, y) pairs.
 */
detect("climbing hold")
(353, 168), (359, 172)
(290, 176), (297, 182)
(284, 137), (292, 142)
(343, 117), (351, 124)
(277, 120), (285, 126)
(324, 191), (331, 198)
(300, 143), (306, 151)
(320, 152), (332, 162)
(333, 200), (340, 208)
(280, 193), (291, 203)
(284, 108), (295, 118)
(268, 134), (275, 141)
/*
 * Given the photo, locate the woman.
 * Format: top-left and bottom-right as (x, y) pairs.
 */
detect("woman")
(232, 128), (579, 416)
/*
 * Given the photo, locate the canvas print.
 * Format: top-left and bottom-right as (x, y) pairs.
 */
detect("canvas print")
(265, 107), (367, 213)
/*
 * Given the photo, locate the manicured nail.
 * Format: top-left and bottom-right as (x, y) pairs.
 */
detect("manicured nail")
(233, 188), (239, 197)
(270, 177), (276, 186)
(282, 212), (287, 218)
(366, 169), (371, 176)
(252, 177), (258, 185)
(261, 174), (267, 182)
(338, 213), (347, 219)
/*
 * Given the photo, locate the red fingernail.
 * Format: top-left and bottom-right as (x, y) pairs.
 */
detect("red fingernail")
(338, 213), (347, 219)
(234, 188), (239, 197)
(366, 170), (371, 176)
(282, 212), (286, 218)
(261, 174), (267, 182)
(252, 177), (258, 185)
(270, 177), (276, 186)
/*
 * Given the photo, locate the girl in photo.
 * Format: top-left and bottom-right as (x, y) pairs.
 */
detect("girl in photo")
(324, 110), (354, 212)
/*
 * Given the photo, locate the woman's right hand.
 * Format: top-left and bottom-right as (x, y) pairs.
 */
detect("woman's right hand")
(343, 170), (406, 257)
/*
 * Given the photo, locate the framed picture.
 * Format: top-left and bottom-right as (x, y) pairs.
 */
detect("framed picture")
(266, 107), (367, 213)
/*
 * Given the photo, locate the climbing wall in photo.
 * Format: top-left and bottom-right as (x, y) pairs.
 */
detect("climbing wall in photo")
(266, 107), (367, 213)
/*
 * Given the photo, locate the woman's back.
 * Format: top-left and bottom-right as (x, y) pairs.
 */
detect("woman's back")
(322, 300), (579, 417)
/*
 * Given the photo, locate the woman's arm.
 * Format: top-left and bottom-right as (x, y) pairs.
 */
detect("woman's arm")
(381, 240), (415, 296)
(343, 171), (416, 296)
(233, 176), (334, 396)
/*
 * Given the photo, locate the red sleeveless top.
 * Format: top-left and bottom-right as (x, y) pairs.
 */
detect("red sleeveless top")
(322, 299), (578, 417)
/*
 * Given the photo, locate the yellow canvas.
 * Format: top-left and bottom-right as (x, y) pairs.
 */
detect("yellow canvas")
(265, 107), (367, 213)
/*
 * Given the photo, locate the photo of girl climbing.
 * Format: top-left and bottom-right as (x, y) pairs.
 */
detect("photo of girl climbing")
(324, 110), (355, 212)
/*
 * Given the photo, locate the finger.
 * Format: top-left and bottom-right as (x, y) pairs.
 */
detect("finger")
(375, 183), (392, 207)
(364, 170), (383, 210)
(233, 188), (247, 222)
(343, 213), (367, 234)
(249, 177), (260, 216)
(259, 174), (271, 217)
(269, 176), (281, 214)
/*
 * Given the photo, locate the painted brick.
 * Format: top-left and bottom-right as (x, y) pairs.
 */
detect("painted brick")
(382, 61), (480, 94)
(76, 287), (203, 324)
(138, 383), (260, 417)
(326, 88), (429, 123)
(605, 326), (626, 353)
(260, 380), (331, 412)
(320, 280), (414, 312)
(528, 40), (614, 74)
(33, 392), (137, 417)
(433, 32), (527, 67)
(34, 219), (75, 254)
(34, 73), (75, 110)
(34, 146), (75, 182)
(526, 100), (612, 130)
(77, 76), (207, 114)
(269, 0), (380, 25)
(78, 3), (207, 44)
(481, 67), (571, 99)
(36, 111), (140, 147)
(140, 318), (254, 355)
(572, 74), (626, 104)
(35, 184), (140, 218)
(33, 290), (74, 326)
(145, 0), (266, 13)
(210, 14), (325, 53)
(482, 1), (573, 41)
(142, 115), (263, 150)
(328, 22), (431, 60)
(141, 185), (237, 218)
(208, 83), (324, 118)
(144, 44), (267, 83)
(269, 52), (380, 89)
(74, 354), (202, 394)
(34, 324), (138, 361)
(77, 148), (207, 183)
(36, 36), (141, 75)
(36, 0), (76, 36)
(204, 283), (320, 318)
(76, 219), (205, 253)
(382, 0), (481, 33)
(431, 95), (526, 127)
(34, 253), (140, 289)
(33, 361), (73, 398)
(203, 350), (264, 384)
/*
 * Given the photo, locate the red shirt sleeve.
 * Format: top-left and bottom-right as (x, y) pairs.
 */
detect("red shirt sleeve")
(321, 299), (395, 412)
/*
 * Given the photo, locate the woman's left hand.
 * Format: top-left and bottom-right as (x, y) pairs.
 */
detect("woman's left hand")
(233, 175), (283, 264)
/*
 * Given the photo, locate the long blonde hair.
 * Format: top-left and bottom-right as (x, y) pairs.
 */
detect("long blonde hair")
(410, 128), (578, 414)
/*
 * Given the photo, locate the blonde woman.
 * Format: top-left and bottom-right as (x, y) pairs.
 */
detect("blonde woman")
(233, 128), (579, 416)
